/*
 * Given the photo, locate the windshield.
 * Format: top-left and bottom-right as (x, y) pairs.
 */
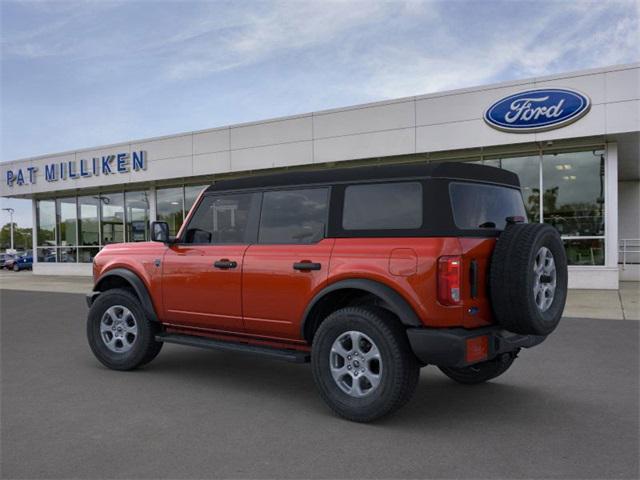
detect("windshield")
(449, 182), (527, 230)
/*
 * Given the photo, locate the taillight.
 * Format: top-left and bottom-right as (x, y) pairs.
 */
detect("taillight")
(438, 255), (461, 306)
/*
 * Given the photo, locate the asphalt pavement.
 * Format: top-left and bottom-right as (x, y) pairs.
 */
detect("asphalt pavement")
(1, 289), (638, 479)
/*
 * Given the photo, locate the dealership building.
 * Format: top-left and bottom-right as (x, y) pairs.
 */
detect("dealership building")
(1, 63), (638, 289)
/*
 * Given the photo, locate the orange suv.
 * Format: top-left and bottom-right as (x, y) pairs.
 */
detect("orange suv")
(86, 162), (567, 422)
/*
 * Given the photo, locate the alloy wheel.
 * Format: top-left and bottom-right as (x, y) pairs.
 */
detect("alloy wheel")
(100, 305), (138, 353)
(329, 331), (382, 398)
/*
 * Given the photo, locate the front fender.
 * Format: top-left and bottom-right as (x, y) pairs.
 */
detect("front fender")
(90, 268), (159, 322)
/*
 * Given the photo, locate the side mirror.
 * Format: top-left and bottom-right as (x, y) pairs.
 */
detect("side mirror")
(151, 221), (170, 243)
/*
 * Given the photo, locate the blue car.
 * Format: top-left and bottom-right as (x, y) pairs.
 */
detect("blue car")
(13, 253), (33, 271)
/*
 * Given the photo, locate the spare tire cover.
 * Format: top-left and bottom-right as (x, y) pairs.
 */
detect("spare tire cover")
(489, 223), (567, 335)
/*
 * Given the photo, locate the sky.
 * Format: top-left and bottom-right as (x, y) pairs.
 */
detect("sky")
(1, 0), (639, 228)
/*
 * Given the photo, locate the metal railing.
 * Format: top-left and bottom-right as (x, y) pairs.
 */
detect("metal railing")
(619, 239), (640, 269)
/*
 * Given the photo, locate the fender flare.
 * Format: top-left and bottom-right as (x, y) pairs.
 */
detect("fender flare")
(92, 268), (159, 322)
(301, 278), (422, 338)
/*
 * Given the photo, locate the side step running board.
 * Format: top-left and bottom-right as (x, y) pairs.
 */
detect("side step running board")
(156, 333), (310, 363)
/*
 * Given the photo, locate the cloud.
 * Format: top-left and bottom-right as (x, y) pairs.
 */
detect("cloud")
(350, 0), (640, 99)
(163, 1), (402, 80)
(1, 0), (638, 164)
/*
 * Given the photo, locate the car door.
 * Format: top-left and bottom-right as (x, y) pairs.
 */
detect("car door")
(162, 192), (260, 332)
(242, 187), (333, 340)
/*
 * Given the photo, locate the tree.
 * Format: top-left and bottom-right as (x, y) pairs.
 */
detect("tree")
(0, 223), (33, 251)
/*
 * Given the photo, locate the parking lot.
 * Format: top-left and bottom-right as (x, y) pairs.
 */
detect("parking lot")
(1, 288), (639, 479)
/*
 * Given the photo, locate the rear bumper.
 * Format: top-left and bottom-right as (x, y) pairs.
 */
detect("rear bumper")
(406, 326), (546, 368)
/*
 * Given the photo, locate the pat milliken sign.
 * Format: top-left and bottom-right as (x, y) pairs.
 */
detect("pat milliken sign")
(484, 88), (591, 133)
(5, 151), (147, 187)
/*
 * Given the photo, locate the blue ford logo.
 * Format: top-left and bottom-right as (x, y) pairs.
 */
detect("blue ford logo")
(484, 88), (591, 132)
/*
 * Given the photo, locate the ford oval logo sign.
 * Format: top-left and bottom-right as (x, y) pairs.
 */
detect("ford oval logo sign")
(484, 88), (591, 133)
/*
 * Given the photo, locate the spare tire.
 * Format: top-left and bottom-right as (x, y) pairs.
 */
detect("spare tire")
(489, 223), (567, 335)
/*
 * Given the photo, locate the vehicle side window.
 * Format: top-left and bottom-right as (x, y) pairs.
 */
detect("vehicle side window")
(259, 188), (329, 244)
(183, 193), (259, 244)
(342, 182), (422, 230)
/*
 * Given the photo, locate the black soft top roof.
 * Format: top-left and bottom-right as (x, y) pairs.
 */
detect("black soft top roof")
(204, 161), (520, 193)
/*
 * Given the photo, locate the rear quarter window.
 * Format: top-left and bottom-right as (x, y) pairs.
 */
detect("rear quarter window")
(342, 182), (422, 230)
(449, 182), (527, 230)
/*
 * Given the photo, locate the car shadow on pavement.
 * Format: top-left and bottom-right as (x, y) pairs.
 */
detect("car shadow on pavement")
(127, 344), (571, 427)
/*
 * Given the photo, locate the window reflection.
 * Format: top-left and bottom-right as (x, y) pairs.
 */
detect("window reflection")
(78, 247), (100, 263)
(78, 196), (100, 246)
(57, 198), (77, 247)
(185, 185), (206, 213)
(37, 247), (57, 263)
(125, 191), (150, 242)
(483, 155), (540, 222)
(473, 149), (605, 266)
(37, 200), (56, 247)
(156, 187), (184, 236)
(100, 193), (124, 244)
(542, 151), (605, 237)
(564, 239), (605, 266)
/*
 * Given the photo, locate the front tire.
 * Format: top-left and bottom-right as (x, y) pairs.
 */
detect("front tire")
(13, 264), (19, 272)
(311, 307), (420, 422)
(438, 352), (517, 385)
(87, 288), (163, 371)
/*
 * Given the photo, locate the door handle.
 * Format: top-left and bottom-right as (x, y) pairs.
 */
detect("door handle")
(214, 259), (237, 269)
(293, 261), (321, 271)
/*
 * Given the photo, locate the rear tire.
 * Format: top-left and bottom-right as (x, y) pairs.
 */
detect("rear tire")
(438, 352), (517, 385)
(13, 264), (19, 272)
(87, 288), (163, 370)
(311, 306), (420, 422)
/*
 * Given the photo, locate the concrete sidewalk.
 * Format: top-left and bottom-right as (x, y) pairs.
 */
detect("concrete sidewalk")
(1, 270), (638, 320)
(563, 282), (639, 321)
(0, 270), (93, 295)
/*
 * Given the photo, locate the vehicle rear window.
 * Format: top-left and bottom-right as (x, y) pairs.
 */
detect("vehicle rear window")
(449, 182), (527, 230)
(343, 182), (422, 230)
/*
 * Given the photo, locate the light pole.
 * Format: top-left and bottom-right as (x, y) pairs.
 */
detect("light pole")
(2, 207), (15, 251)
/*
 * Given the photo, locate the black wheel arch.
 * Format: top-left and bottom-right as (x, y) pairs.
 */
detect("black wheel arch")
(91, 268), (159, 323)
(301, 278), (422, 342)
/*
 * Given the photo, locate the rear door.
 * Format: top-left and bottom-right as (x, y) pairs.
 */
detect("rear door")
(162, 192), (260, 331)
(242, 187), (333, 340)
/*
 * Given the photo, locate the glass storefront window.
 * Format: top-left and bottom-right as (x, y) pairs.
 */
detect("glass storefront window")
(542, 150), (605, 237)
(59, 246), (77, 263)
(37, 247), (57, 263)
(481, 155), (541, 222)
(185, 185), (206, 214)
(563, 239), (605, 266)
(125, 191), (150, 242)
(476, 148), (606, 266)
(78, 247), (100, 263)
(100, 193), (124, 244)
(31, 158), (608, 269)
(78, 196), (100, 246)
(35, 186), (209, 263)
(36, 200), (56, 247)
(157, 187), (184, 236)
(56, 197), (77, 247)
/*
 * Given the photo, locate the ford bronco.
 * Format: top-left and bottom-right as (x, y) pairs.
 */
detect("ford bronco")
(86, 162), (567, 422)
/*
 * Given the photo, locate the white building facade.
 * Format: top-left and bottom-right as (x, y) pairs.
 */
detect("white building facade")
(1, 63), (639, 289)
